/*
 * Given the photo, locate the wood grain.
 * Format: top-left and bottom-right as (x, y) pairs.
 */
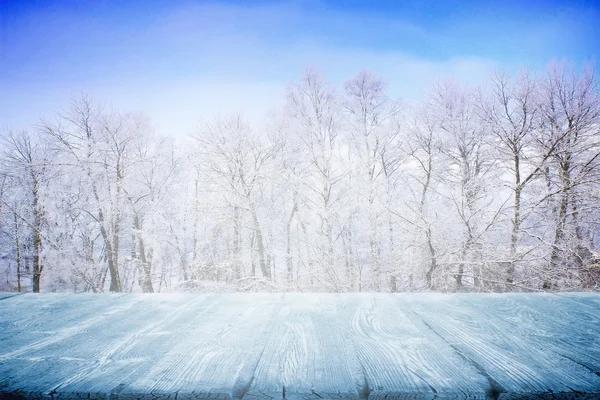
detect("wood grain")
(0, 292), (599, 399)
(342, 294), (490, 399)
(245, 293), (365, 399)
(406, 293), (600, 397)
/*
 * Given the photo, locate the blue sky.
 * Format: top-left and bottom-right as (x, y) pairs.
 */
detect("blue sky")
(1, 0), (598, 136)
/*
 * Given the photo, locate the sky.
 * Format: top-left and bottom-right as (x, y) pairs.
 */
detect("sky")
(1, 0), (599, 137)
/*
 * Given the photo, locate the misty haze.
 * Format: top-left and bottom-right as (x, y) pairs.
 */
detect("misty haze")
(1, 0), (599, 399)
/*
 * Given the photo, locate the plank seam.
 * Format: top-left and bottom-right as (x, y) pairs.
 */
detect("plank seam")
(0, 293), (26, 301)
(409, 309), (506, 400)
(232, 294), (285, 400)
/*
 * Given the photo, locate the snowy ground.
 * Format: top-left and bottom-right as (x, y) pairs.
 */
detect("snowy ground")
(0, 292), (599, 399)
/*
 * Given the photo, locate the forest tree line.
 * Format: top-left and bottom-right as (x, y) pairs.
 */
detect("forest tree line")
(1, 61), (599, 293)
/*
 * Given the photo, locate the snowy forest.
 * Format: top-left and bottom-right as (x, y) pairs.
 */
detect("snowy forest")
(1, 61), (599, 294)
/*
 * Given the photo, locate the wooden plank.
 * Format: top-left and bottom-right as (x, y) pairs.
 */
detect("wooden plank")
(460, 293), (600, 384)
(407, 293), (600, 398)
(340, 293), (491, 399)
(245, 293), (366, 399)
(46, 294), (220, 395)
(0, 293), (130, 345)
(0, 294), (217, 395)
(555, 291), (600, 313)
(0, 293), (138, 395)
(121, 293), (281, 397)
(0, 293), (599, 399)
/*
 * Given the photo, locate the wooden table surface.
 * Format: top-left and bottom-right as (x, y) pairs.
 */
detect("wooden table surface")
(0, 292), (599, 399)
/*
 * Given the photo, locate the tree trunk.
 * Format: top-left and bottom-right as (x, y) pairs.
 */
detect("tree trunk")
(547, 160), (571, 289)
(369, 202), (380, 291)
(420, 156), (437, 291)
(233, 205), (241, 280)
(134, 213), (154, 293)
(507, 186), (521, 286)
(286, 194), (298, 285)
(250, 231), (256, 277)
(387, 200), (395, 291)
(14, 212), (22, 293)
(455, 242), (470, 291)
(267, 224), (274, 282)
(32, 177), (42, 293)
(87, 157), (121, 292)
(389, 275), (397, 292)
(180, 249), (189, 282)
(507, 150), (522, 288)
(192, 176), (200, 267)
(424, 226), (438, 290)
(547, 190), (568, 289)
(300, 219), (314, 286)
(341, 229), (351, 289)
(345, 215), (356, 289)
(250, 206), (270, 279)
(97, 203), (121, 292)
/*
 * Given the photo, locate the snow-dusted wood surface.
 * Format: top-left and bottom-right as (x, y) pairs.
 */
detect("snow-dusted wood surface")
(0, 293), (599, 399)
